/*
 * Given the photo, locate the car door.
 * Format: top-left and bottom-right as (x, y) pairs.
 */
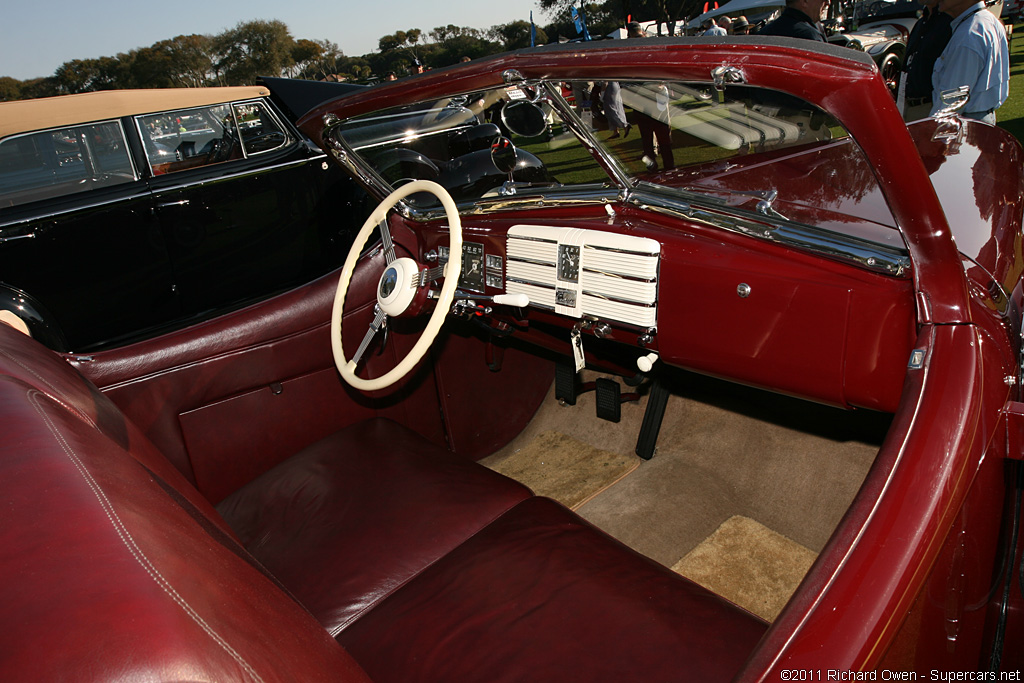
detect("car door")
(139, 99), (355, 321)
(0, 119), (178, 351)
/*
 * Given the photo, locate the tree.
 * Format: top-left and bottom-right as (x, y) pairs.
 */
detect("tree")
(0, 77), (22, 102)
(160, 34), (218, 88)
(290, 39), (345, 80)
(378, 29), (422, 56)
(427, 25), (499, 65)
(53, 59), (104, 94)
(539, 2), (620, 42)
(214, 20), (296, 85)
(489, 20), (549, 50)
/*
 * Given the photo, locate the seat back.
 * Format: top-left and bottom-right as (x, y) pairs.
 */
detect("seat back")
(0, 324), (370, 682)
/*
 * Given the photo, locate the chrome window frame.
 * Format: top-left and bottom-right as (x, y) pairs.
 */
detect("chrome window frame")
(133, 98), (295, 176)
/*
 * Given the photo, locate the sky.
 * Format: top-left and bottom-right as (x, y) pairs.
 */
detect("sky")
(1, 0), (548, 81)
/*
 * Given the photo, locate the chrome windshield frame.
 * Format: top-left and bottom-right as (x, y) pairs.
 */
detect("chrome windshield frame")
(318, 78), (910, 278)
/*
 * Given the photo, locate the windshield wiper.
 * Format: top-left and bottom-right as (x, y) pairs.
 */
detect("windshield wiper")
(679, 185), (789, 222)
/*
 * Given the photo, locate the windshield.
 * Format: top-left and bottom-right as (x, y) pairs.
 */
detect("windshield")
(329, 77), (902, 247)
(332, 86), (614, 209)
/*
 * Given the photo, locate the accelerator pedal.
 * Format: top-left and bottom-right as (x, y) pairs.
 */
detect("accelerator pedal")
(635, 378), (669, 460)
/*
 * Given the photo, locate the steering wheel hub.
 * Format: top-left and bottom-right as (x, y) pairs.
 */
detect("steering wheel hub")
(377, 257), (419, 316)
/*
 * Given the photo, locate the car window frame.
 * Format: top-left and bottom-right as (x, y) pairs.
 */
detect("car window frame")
(0, 118), (140, 210)
(133, 97), (295, 178)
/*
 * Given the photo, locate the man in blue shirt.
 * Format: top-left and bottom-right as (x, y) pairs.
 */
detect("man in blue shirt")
(758, 0), (828, 41)
(930, 0), (1009, 123)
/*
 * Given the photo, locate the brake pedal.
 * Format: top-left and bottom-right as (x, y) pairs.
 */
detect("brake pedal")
(595, 378), (622, 422)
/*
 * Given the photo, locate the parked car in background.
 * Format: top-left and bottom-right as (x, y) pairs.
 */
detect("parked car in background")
(827, 0), (922, 96)
(1, 37), (1022, 681)
(0, 82), (371, 352)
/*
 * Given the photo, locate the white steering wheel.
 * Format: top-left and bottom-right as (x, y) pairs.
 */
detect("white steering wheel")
(331, 179), (462, 391)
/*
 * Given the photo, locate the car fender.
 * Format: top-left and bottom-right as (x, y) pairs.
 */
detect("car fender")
(866, 39), (904, 58)
(0, 284), (69, 352)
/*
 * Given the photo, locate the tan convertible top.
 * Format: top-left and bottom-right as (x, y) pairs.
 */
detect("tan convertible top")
(0, 86), (270, 139)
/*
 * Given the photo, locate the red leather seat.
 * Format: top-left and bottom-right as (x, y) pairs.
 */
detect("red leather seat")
(340, 496), (768, 683)
(0, 373), (371, 682)
(216, 418), (533, 635)
(0, 322), (767, 681)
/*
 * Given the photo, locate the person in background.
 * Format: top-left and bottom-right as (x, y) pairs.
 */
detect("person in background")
(718, 15), (734, 33)
(732, 16), (751, 34)
(702, 18), (728, 35)
(758, 0), (828, 41)
(627, 21), (645, 38)
(929, 0), (1009, 123)
(898, 0), (952, 120)
(601, 81), (631, 139)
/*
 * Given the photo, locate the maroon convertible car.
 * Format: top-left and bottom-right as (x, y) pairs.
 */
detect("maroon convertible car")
(2, 37), (1022, 680)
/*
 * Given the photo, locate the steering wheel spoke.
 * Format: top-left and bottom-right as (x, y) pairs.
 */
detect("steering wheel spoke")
(379, 218), (397, 265)
(350, 305), (388, 368)
(331, 180), (462, 391)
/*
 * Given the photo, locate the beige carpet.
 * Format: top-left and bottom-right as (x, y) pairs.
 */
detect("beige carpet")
(486, 430), (639, 510)
(672, 515), (818, 622)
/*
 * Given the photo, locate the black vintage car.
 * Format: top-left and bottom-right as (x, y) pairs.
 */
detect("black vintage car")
(0, 81), (372, 352)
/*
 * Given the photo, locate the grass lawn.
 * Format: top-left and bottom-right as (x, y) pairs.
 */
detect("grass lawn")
(999, 23), (1024, 141)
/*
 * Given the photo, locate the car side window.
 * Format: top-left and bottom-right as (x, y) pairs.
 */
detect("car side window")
(0, 121), (135, 209)
(139, 104), (242, 176)
(138, 100), (291, 176)
(233, 101), (290, 155)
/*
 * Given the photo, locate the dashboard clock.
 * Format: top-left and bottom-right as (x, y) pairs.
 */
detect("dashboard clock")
(557, 244), (580, 283)
(461, 242), (485, 292)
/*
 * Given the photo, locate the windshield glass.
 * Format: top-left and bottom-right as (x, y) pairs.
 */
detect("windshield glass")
(332, 77), (902, 245)
(332, 86), (615, 209)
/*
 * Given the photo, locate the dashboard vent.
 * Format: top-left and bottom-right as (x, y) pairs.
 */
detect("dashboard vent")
(505, 225), (660, 328)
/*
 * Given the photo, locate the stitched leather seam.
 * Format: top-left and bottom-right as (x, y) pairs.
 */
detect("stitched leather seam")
(28, 390), (264, 683)
(0, 348), (97, 429)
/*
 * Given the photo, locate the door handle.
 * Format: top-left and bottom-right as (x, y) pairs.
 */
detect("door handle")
(0, 232), (37, 244)
(155, 199), (190, 210)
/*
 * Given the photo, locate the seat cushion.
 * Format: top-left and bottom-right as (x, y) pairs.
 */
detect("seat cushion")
(216, 417), (533, 635)
(338, 496), (768, 683)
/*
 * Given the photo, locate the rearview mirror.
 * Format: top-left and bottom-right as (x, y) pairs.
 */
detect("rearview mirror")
(490, 137), (518, 174)
(501, 101), (548, 138)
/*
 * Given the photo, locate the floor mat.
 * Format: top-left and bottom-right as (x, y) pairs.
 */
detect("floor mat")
(486, 430), (639, 510)
(671, 515), (817, 622)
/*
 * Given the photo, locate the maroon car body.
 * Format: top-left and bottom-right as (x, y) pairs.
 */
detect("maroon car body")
(1, 37), (1022, 680)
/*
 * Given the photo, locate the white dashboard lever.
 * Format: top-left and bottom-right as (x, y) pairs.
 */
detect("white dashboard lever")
(637, 352), (659, 373)
(493, 293), (530, 307)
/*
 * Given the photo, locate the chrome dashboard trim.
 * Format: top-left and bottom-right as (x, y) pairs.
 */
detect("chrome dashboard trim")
(581, 269), (656, 284)
(507, 276), (556, 290)
(581, 290), (658, 307)
(626, 188), (910, 277)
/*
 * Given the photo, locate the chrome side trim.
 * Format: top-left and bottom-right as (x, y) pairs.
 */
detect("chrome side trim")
(1, 189), (153, 230)
(0, 156), (315, 230)
(146, 156), (314, 194)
